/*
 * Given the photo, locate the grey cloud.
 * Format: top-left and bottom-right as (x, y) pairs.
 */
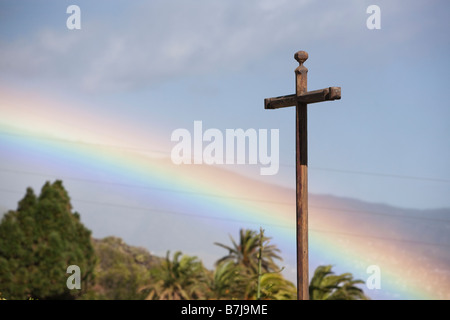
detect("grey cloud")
(0, 0), (410, 92)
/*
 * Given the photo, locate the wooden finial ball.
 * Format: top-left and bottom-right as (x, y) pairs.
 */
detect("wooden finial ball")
(294, 51), (308, 64)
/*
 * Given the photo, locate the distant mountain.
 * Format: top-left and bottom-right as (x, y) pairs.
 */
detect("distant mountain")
(309, 193), (450, 261)
(307, 194), (450, 299)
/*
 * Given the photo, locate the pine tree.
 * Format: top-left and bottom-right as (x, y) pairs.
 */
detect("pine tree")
(0, 180), (96, 299)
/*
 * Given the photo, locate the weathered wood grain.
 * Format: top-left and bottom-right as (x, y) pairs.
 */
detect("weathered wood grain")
(264, 50), (341, 300)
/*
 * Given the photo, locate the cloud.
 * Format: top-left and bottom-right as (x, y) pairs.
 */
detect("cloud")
(0, 0), (419, 92)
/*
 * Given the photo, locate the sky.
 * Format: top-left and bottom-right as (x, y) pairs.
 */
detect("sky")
(0, 0), (449, 300)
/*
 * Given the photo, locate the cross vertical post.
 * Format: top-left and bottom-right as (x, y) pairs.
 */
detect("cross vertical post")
(264, 50), (341, 300)
(295, 51), (309, 300)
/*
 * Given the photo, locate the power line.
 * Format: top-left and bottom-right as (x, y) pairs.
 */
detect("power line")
(280, 163), (450, 183)
(309, 166), (450, 183)
(0, 187), (449, 249)
(0, 167), (294, 206)
(0, 187), (291, 228)
(312, 205), (450, 224)
(70, 198), (292, 229)
(0, 168), (449, 224)
(1, 130), (449, 183)
(78, 197), (450, 249)
(310, 228), (450, 249)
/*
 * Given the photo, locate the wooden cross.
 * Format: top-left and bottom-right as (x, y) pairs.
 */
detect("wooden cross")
(264, 51), (341, 300)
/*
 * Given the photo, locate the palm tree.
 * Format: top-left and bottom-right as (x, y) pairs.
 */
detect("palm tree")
(140, 251), (208, 300)
(247, 272), (297, 300)
(207, 260), (248, 299)
(309, 265), (369, 300)
(213, 228), (296, 300)
(214, 229), (282, 274)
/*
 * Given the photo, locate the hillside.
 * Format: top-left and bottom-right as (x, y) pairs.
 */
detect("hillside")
(86, 236), (163, 300)
(308, 194), (450, 299)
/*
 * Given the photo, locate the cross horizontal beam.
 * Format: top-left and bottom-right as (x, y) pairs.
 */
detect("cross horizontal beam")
(264, 87), (341, 110)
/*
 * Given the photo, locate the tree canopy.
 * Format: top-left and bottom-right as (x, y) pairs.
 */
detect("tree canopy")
(0, 180), (96, 299)
(309, 265), (369, 300)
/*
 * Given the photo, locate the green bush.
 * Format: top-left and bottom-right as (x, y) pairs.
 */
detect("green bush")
(0, 181), (96, 300)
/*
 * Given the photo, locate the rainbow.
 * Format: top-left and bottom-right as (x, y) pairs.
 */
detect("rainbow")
(0, 85), (447, 299)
